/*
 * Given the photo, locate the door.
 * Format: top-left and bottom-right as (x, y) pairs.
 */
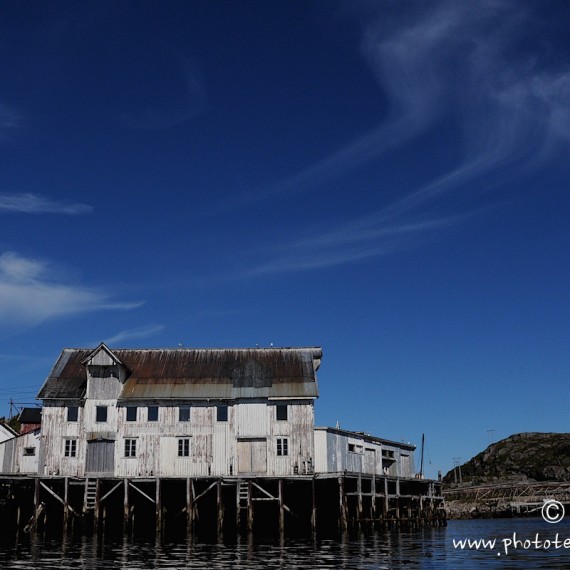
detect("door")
(364, 448), (376, 474)
(237, 438), (267, 474)
(86, 439), (115, 474)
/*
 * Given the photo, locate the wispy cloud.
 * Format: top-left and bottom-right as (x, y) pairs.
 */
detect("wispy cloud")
(244, 213), (469, 276)
(0, 193), (93, 215)
(0, 252), (141, 326)
(241, 0), (570, 275)
(98, 325), (166, 347)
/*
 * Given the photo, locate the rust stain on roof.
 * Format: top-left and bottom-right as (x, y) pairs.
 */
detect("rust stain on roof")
(38, 347), (322, 401)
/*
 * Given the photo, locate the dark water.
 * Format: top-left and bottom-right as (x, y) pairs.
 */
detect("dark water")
(2, 519), (570, 568)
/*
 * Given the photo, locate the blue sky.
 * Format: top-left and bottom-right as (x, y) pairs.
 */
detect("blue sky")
(1, 0), (569, 478)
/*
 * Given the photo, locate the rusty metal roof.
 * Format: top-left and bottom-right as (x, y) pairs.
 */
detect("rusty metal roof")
(37, 347), (322, 401)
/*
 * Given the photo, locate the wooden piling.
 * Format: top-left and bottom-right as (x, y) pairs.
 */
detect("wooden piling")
(338, 476), (347, 532)
(155, 478), (162, 537)
(216, 479), (223, 538)
(247, 481), (253, 532)
(278, 479), (285, 535)
(123, 478), (129, 534)
(311, 476), (317, 535)
(186, 478), (194, 536)
(63, 477), (69, 533)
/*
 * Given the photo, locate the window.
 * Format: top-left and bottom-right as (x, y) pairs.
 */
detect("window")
(276, 404), (288, 421)
(96, 406), (108, 422)
(126, 406), (137, 422)
(23, 447), (35, 457)
(178, 438), (190, 457)
(179, 406), (191, 422)
(277, 438), (289, 456)
(217, 405), (228, 422)
(64, 439), (77, 457)
(147, 406), (158, 422)
(124, 438), (137, 458)
(348, 443), (363, 454)
(67, 406), (78, 422)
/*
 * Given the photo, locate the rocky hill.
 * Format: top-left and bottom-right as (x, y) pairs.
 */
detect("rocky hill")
(443, 432), (570, 485)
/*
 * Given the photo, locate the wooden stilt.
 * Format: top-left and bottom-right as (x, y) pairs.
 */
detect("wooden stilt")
(338, 476), (347, 532)
(63, 477), (69, 534)
(311, 477), (317, 535)
(156, 478), (162, 537)
(247, 481), (254, 532)
(217, 479), (223, 539)
(278, 479), (285, 535)
(371, 474), (376, 524)
(93, 478), (101, 534)
(123, 478), (129, 535)
(186, 478), (194, 536)
(33, 478), (40, 532)
(357, 472), (363, 522)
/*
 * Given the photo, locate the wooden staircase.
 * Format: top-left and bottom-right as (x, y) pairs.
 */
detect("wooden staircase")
(237, 481), (249, 510)
(84, 478), (98, 511)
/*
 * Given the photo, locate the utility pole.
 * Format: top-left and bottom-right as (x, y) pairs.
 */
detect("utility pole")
(453, 457), (462, 484)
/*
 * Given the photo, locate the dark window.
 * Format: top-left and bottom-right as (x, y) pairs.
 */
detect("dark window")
(277, 438), (288, 456)
(23, 447), (36, 457)
(124, 438), (137, 457)
(217, 405), (228, 422)
(67, 406), (78, 422)
(179, 406), (191, 422)
(126, 406), (137, 422)
(147, 406), (158, 422)
(178, 438), (190, 457)
(64, 439), (77, 457)
(96, 406), (107, 422)
(276, 404), (288, 421)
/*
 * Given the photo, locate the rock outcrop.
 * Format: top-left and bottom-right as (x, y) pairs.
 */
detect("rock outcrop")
(443, 432), (570, 485)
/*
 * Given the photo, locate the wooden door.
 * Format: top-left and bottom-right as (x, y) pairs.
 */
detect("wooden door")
(86, 439), (115, 474)
(364, 448), (376, 474)
(237, 438), (267, 474)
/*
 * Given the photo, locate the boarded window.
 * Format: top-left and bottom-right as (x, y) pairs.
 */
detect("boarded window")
(147, 406), (158, 422)
(348, 443), (363, 454)
(67, 406), (78, 422)
(124, 438), (137, 458)
(96, 406), (108, 422)
(64, 439), (77, 457)
(126, 406), (137, 422)
(217, 405), (228, 422)
(23, 447), (35, 457)
(179, 406), (191, 422)
(178, 438), (190, 457)
(276, 404), (288, 421)
(276, 438), (288, 456)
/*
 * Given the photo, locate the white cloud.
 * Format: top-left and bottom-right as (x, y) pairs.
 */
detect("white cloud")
(0, 193), (93, 215)
(0, 252), (141, 326)
(99, 325), (166, 346)
(241, 0), (570, 275)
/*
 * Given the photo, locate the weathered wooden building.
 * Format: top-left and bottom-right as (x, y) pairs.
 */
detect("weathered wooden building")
(0, 344), (445, 535)
(36, 343), (320, 479)
(314, 427), (415, 478)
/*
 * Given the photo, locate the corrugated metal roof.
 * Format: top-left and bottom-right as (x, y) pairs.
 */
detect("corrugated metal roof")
(37, 347), (322, 401)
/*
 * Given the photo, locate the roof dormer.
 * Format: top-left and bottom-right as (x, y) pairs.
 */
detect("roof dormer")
(82, 343), (128, 399)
